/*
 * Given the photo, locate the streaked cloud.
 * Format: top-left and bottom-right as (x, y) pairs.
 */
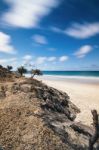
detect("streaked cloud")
(22, 54), (33, 65)
(2, 0), (60, 28)
(48, 57), (56, 61)
(0, 32), (16, 54)
(47, 47), (56, 51)
(65, 22), (99, 39)
(35, 55), (69, 65)
(23, 56), (56, 66)
(50, 26), (62, 33)
(91, 64), (99, 69)
(59, 56), (69, 62)
(36, 57), (47, 64)
(0, 57), (17, 64)
(23, 55), (32, 61)
(51, 22), (99, 39)
(32, 34), (48, 44)
(74, 45), (92, 58)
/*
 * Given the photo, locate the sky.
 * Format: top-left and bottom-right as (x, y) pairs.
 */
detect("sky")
(0, 0), (99, 70)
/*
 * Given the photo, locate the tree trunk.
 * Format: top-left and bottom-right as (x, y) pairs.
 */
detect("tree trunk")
(32, 73), (35, 78)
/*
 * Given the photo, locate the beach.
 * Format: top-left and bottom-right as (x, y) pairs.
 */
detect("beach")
(36, 75), (99, 126)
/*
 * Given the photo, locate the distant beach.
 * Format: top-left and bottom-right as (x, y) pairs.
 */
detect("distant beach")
(34, 74), (99, 126)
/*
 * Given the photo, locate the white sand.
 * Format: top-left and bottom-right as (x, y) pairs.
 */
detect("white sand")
(37, 75), (99, 126)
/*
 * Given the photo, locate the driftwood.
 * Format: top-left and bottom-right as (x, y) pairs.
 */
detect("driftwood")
(89, 110), (99, 150)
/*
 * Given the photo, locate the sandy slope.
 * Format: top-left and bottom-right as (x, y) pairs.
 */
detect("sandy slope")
(37, 75), (99, 126)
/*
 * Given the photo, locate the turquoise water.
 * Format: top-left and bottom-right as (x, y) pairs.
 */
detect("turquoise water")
(42, 71), (99, 77)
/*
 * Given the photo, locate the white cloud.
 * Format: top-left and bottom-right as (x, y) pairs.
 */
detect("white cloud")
(9, 58), (17, 61)
(32, 34), (47, 44)
(23, 55), (32, 61)
(0, 59), (8, 64)
(35, 55), (69, 65)
(0, 32), (16, 54)
(36, 57), (47, 64)
(22, 55), (33, 65)
(51, 22), (99, 39)
(48, 57), (56, 61)
(74, 45), (92, 58)
(48, 47), (56, 51)
(59, 56), (69, 62)
(65, 22), (99, 39)
(2, 0), (60, 28)
(50, 26), (62, 33)
(0, 57), (17, 65)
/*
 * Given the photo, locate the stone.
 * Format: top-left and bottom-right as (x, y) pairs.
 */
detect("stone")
(0, 91), (6, 99)
(0, 78), (98, 150)
(0, 146), (3, 150)
(11, 83), (20, 93)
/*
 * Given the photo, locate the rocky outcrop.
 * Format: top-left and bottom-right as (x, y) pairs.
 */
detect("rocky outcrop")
(0, 78), (99, 150)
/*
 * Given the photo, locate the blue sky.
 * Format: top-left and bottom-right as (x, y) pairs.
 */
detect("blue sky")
(0, 0), (99, 70)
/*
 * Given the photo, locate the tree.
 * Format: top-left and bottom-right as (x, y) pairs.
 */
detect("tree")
(17, 66), (27, 76)
(7, 65), (13, 71)
(0, 65), (3, 69)
(31, 69), (43, 78)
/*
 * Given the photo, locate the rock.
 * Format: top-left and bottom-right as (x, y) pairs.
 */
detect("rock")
(0, 86), (6, 99)
(0, 78), (98, 150)
(34, 108), (43, 116)
(11, 83), (20, 93)
(0, 91), (6, 99)
(70, 122), (94, 137)
(35, 85), (79, 121)
(0, 147), (3, 150)
(20, 84), (32, 93)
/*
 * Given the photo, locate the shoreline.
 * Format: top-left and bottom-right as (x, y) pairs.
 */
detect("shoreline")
(42, 74), (99, 79)
(36, 75), (99, 126)
(35, 74), (99, 85)
(26, 74), (99, 80)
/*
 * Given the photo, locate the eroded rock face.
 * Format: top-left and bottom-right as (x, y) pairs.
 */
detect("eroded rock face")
(0, 78), (98, 150)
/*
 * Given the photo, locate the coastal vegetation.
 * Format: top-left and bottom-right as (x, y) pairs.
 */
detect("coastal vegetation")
(7, 65), (13, 71)
(17, 66), (27, 76)
(0, 65), (14, 81)
(31, 69), (43, 78)
(17, 66), (43, 78)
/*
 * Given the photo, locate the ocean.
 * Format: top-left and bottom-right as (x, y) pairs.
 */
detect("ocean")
(42, 71), (99, 77)
(26, 71), (99, 84)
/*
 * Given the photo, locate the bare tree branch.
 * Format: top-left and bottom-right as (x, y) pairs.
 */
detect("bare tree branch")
(89, 110), (99, 150)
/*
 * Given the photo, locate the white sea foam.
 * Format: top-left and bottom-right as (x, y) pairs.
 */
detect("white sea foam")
(25, 74), (99, 84)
